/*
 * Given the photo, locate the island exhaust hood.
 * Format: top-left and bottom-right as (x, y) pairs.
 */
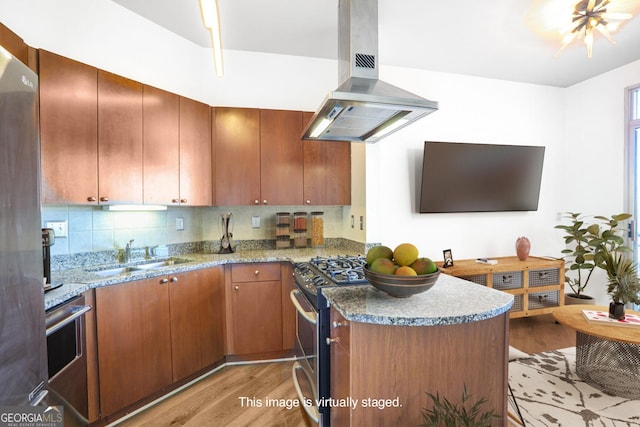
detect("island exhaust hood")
(302, 0), (438, 143)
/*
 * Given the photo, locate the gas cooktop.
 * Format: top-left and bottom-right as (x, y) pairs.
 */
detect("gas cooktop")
(309, 255), (367, 285)
(293, 255), (369, 307)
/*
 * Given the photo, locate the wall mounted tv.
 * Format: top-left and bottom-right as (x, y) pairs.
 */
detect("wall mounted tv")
(419, 141), (545, 213)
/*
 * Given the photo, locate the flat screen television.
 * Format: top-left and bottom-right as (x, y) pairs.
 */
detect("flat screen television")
(419, 141), (545, 213)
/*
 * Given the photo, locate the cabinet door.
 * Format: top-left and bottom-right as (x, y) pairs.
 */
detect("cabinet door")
(302, 112), (351, 205)
(260, 109), (304, 205)
(97, 70), (143, 204)
(179, 97), (212, 206)
(169, 268), (224, 382)
(39, 50), (99, 204)
(0, 23), (29, 66)
(232, 280), (283, 355)
(214, 107), (260, 205)
(96, 277), (172, 416)
(143, 85), (180, 205)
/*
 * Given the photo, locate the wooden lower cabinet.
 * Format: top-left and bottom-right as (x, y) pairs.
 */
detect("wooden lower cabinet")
(96, 276), (172, 417)
(225, 262), (295, 357)
(329, 308), (509, 426)
(169, 267), (224, 382)
(95, 267), (224, 418)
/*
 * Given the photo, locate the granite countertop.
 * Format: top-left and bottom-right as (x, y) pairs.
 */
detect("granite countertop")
(45, 247), (361, 310)
(322, 273), (514, 327)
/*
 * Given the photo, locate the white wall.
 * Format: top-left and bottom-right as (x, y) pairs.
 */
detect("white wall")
(5, 0), (640, 306)
(563, 59), (640, 304)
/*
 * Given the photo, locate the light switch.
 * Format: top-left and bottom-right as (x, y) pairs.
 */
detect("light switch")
(252, 216), (260, 228)
(45, 220), (68, 238)
(176, 217), (184, 231)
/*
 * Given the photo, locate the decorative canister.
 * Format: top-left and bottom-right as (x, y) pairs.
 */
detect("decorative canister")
(516, 236), (530, 261)
(310, 212), (324, 247)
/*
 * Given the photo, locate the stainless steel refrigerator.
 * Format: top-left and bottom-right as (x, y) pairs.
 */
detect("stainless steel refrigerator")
(0, 44), (48, 405)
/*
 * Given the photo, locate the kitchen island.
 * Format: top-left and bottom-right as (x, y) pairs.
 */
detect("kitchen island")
(322, 274), (513, 426)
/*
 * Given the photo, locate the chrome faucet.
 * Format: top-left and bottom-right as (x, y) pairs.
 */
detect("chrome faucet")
(124, 239), (134, 263)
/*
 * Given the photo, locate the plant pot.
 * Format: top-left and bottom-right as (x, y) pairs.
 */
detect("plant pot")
(564, 293), (595, 305)
(608, 302), (626, 320)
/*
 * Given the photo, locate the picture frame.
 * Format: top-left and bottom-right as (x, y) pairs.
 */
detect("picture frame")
(443, 249), (454, 268)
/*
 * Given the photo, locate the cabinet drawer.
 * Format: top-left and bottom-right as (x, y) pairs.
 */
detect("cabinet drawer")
(330, 309), (350, 354)
(460, 274), (487, 286)
(492, 271), (523, 290)
(528, 290), (561, 310)
(529, 268), (560, 287)
(231, 262), (281, 282)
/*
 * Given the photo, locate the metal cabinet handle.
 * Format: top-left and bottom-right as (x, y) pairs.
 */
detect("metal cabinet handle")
(160, 278), (169, 284)
(254, 270), (259, 275)
(326, 337), (340, 345)
(100, 196), (109, 202)
(171, 198), (179, 204)
(333, 321), (347, 328)
(254, 199), (259, 205)
(263, 200), (268, 205)
(45, 305), (92, 336)
(87, 196), (97, 202)
(170, 277), (178, 283)
(306, 200), (311, 204)
(234, 285), (239, 290)
(180, 199), (187, 204)
(292, 362), (319, 423)
(289, 290), (317, 324)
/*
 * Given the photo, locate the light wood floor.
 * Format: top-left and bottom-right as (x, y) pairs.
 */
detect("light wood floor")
(112, 314), (575, 427)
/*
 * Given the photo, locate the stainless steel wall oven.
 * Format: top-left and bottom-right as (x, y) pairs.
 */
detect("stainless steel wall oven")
(45, 294), (92, 426)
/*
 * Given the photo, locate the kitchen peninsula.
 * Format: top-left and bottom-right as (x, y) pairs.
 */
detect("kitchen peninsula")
(322, 275), (513, 426)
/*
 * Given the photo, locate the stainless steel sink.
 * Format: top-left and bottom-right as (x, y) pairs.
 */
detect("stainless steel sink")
(90, 266), (142, 277)
(134, 258), (192, 270)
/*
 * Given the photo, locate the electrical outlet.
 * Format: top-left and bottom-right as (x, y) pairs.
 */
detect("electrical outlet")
(45, 220), (68, 238)
(351, 215), (355, 229)
(252, 216), (260, 228)
(176, 217), (184, 231)
(359, 215), (364, 231)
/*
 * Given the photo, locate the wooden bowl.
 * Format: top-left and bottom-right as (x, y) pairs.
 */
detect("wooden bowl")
(364, 266), (440, 298)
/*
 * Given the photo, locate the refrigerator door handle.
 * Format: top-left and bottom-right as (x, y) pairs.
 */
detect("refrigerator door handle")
(45, 305), (92, 336)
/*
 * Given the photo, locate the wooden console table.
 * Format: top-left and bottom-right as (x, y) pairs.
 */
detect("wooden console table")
(436, 256), (564, 318)
(553, 304), (640, 399)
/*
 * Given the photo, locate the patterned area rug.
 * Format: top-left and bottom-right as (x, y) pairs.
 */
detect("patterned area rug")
(508, 347), (640, 426)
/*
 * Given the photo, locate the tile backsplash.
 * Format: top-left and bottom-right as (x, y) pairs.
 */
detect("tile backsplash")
(42, 205), (346, 256)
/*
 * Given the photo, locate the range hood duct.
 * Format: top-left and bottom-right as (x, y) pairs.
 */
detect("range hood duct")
(302, 0), (438, 143)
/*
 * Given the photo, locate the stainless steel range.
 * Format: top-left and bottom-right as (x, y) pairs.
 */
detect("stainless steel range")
(290, 255), (368, 426)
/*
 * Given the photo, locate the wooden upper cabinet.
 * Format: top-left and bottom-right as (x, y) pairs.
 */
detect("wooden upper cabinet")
(260, 109), (304, 205)
(97, 70), (143, 204)
(302, 112), (351, 205)
(179, 97), (212, 206)
(0, 23), (29, 66)
(214, 107), (261, 206)
(39, 50), (99, 204)
(143, 85), (180, 205)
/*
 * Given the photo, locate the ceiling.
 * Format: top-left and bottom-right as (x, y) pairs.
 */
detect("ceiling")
(111, 0), (640, 87)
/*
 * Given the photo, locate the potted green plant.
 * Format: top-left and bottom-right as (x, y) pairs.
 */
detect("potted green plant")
(555, 212), (633, 305)
(555, 212), (598, 303)
(599, 246), (640, 319)
(421, 386), (498, 427)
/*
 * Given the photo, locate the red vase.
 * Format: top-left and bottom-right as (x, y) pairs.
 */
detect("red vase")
(516, 236), (530, 261)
